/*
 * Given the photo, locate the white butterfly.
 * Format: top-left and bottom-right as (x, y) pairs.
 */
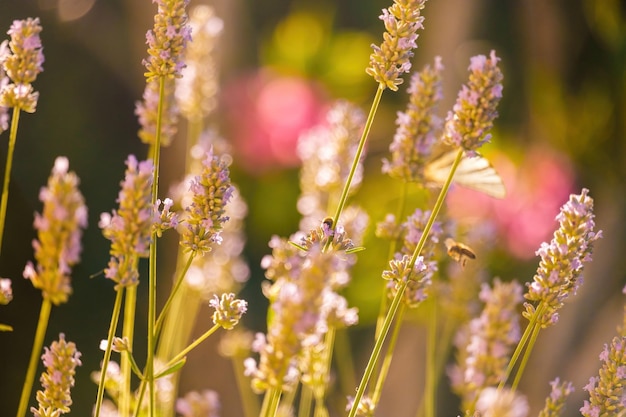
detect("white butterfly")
(424, 149), (506, 199)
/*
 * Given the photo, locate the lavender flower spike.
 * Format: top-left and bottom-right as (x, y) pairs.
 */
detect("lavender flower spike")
(99, 155), (153, 289)
(523, 188), (602, 328)
(23, 157), (87, 305)
(180, 149), (234, 255)
(366, 0), (427, 91)
(442, 50), (503, 154)
(0, 17), (45, 113)
(580, 335), (626, 417)
(31, 333), (82, 417)
(538, 377), (574, 417)
(0, 277), (12, 304)
(210, 293), (248, 330)
(383, 57), (444, 182)
(143, 0), (191, 82)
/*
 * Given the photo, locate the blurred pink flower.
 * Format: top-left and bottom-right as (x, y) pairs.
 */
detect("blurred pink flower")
(447, 145), (575, 259)
(222, 70), (326, 174)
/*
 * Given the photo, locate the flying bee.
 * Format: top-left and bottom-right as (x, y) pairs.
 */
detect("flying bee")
(444, 237), (476, 268)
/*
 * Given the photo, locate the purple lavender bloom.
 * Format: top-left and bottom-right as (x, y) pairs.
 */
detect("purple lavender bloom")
(366, 0), (427, 91)
(100, 155), (153, 289)
(143, 0), (191, 81)
(23, 157), (87, 305)
(523, 188), (602, 328)
(442, 50), (503, 155)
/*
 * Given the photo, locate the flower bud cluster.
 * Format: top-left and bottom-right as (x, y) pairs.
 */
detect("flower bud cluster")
(209, 292), (248, 330)
(523, 188), (602, 328)
(176, 6), (223, 121)
(383, 57), (444, 182)
(99, 155), (154, 289)
(449, 279), (523, 409)
(246, 224), (359, 392)
(32, 334), (82, 417)
(23, 157), (87, 305)
(442, 50), (503, 154)
(0, 17), (44, 113)
(366, 0), (427, 91)
(538, 377), (574, 417)
(180, 149), (234, 255)
(580, 335), (626, 417)
(136, 78), (179, 147)
(143, 0), (191, 81)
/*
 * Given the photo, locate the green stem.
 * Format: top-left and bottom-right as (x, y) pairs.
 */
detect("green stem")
(232, 357), (260, 417)
(120, 283), (137, 417)
(165, 324), (221, 368)
(154, 251), (196, 338)
(146, 75), (166, 417)
(0, 108), (21, 254)
(511, 320), (541, 390)
(424, 301), (438, 417)
(498, 301), (546, 390)
(298, 385), (313, 417)
(348, 148), (463, 417)
(370, 303), (406, 407)
(334, 329), (356, 396)
(94, 289), (125, 417)
(15, 297), (51, 417)
(331, 85), (384, 227)
(260, 388), (281, 417)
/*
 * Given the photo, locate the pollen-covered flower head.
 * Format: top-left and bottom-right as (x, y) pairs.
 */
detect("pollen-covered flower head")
(180, 148), (234, 255)
(23, 157), (87, 305)
(366, 0), (427, 91)
(143, 0), (191, 81)
(31, 333), (81, 417)
(580, 335), (626, 417)
(523, 188), (602, 328)
(442, 50), (503, 154)
(209, 292), (247, 330)
(176, 5), (223, 121)
(383, 57), (444, 182)
(100, 155), (154, 289)
(0, 17), (44, 112)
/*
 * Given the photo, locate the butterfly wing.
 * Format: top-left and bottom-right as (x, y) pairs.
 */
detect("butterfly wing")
(424, 150), (506, 199)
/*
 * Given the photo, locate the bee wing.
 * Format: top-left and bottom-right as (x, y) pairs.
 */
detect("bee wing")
(424, 150), (506, 199)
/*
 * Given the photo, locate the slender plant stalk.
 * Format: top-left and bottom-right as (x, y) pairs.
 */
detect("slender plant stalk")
(511, 320), (541, 390)
(424, 301), (438, 417)
(120, 284), (138, 417)
(0, 108), (21, 254)
(154, 252), (196, 338)
(15, 297), (51, 417)
(498, 301), (546, 390)
(164, 324), (220, 368)
(94, 289), (125, 417)
(313, 326), (336, 417)
(232, 358), (261, 417)
(260, 387), (282, 417)
(146, 75), (166, 417)
(348, 148), (464, 417)
(375, 181), (410, 340)
(298, 386), (313, 417)
(334, 329), (357, 396)
(331, 85), (384, 226)
(370, 303), (406, 407)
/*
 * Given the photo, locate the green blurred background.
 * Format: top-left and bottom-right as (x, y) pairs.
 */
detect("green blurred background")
(0, 0), (625, 416)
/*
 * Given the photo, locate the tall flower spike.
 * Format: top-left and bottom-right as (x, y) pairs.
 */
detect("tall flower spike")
(580, 335), (626, 417)
(176, 5), (223, 121)
(135, 78), (179, 147)
(448, 279), (523, 410)
(176, 390), (220, 417)
(180, 149), (234, 255)
(0, 17), (44, 113)
(0, 51), (8, 133)
(143, 0), (191, 81)
(523, 188), (602, 328)
(538, 377), (574, 417)
(0, 277), (12, 304)
(23, 157), (87, 305)
(383, 56), (444, 182)
(366, 0), (427, 91)
(99, 155), (154, 289)
(31, 334), (82, 417)
(442, 50), (503, 155)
